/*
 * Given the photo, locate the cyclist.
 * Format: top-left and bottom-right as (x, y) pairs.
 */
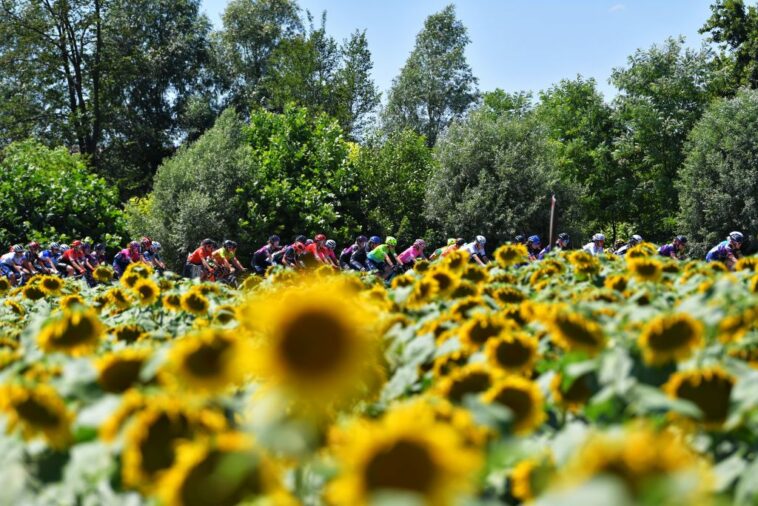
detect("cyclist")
(614, 234), (643, 256)
(145, 242), (166, 272)
(430, 239), (456, 261)
(213, 240), (247, 276)
(350, 235), (379, 271)
(366, 236), (400, 275)
(139, 237), (152, 261)
(112, 241), (141, 278)
(659, 235), (688, 260)
(582, 233), (605, 256)
(1, 245), (28, 285)
(526, 235), (542, 261)
(538, 233), (570, 260)
(339, 235), (368, 270)
(59, 240), (88, 277)
(462, 236), (488, 266)
(40, 242), (62, 273)
(324, 240), (340, 268)
(304, 234), (329, 266)
(26, 241), (56, 275)
(514, 234), (526, 245)
(185, 239), (216, 279)
(275, 236), (308, 269)
(706, 231), (744, 269)
(252, 235), (282, 275)
(398, 239), (427, 268)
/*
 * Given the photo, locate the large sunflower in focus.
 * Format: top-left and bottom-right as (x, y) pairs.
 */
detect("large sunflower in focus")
(0, 383), (72, 449)
(494, 244), (529, 268)
(328, 401), (481, 505)
(485, 332), (538, 375)
(37, 306), (105, 356)
(239, 279), (384, 412)
(663, 367), (735, 428)
(638, 313), (704, 366)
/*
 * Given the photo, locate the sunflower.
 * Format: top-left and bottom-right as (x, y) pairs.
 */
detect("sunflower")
(59, 293), (86, 310)
(530, 266), (560, 288)
(443, 250), (469, 273)
(735, 256), (758, 272)
(159, 292), (181, 311)
(435, 363), (494, 404)
(213, 304), (237, 325)
(461, 265), (489, 285)
(426, 267), (460, 296)
(157, 432), (286, 506)
(0, 276), (10, 293)
(181, 288), (210, 315)
(546, 310), (606, 356)
(450, 280), (479, 299)
(638, 313), (704, 366)
(485, 332), (538, 375)
(133, 277), (160, 306)
(38, 275), (64, 296)
(240, 275), (263, 291)
(95, 349), (151, 393)
(120, 271), (141, 290)
(458, 313), (513, 351)
(407, 277), (440, 308)
(5, 299), (25, 316)
(488, 285), (526, 305)
(449, 296), (486, 319)
(327, 401), (481, 505)
(494, 244), (529, 268)
(490, 272), (517, 284)
(0, 348), (20, 371)
(718, 309), (756, 343)
(106, 287), (132, 310)
(240, 278), (384, 412)
(626, 242), (658, 258)
(390, 272), (415, 289)
(0, 383), (72, 449)
(482, 376), (545, 435)
(560, 424), (712, 501)
(112, 323), (149, 344)
(92, 265), (114, 283)
(663, 367), (735, 428)
(165, 329), (251, 394)
(551, 372), (596, 412)
(37, 306), (105, 356)
(628, 257), (663, 282)
(124, 261), (153, 279)
(568, 251), (600, 276)
(22, 283), (45, 300)
(510, 455), (555, 503)
(604, 274), (629, 292)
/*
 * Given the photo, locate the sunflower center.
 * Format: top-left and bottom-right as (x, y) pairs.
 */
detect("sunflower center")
(15, 397), (61, 427)
(491, 386), (533, 428)
(140, 413), (192, 475)
(554, 316), (601, 347)
(431, 272), (454, 292)
(447, 371), (491, 403)
(278, 309), (351, 379)
(56, 315), (97, 346)
(115, 326), (145, 343)
(562, 374), (593, 404)
(494, 339), (532, 368)
(364, 439), (437, 495)
(100, 359), (144, 393)
(675, 376), (733, 424)
(648, 321), (696, 351)
(180, 451), (263, 506)
(468, 320), (504, 346)
(185, 338), (232, 377)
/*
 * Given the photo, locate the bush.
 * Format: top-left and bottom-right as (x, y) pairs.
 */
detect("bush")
(678, 89), (758, 256)
(0, 140), (125, 247)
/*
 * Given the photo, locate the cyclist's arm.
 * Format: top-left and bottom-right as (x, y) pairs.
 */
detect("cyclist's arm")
(472, 253), (486, 266)
(232, 257), (245, 271)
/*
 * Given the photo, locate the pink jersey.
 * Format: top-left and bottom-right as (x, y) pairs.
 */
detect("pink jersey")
(398, 245), (423, 264)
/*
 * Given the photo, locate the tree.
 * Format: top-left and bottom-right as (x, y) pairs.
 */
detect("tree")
(354, 130), (435, 244)
(701, 0), (758, 89)
(678, 89), (758, 256)
(610, 37), (723, 238)
(334, 30), (381, 139)
(536, 77), (628, 241)
(425, 102), (571, 246)
(383, 4), (478, 147)
(0, 0), (213, 197)
(0, 140), (125, 247)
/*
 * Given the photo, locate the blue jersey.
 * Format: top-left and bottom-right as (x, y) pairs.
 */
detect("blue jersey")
(658, 244), (676, 258)
(537, 245), (551, 260)
(705, 241), (736, 262)
(41, 249), (60, 261)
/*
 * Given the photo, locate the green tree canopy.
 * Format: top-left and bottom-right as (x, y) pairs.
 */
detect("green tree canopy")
(383, 4), (478, 147)
(701, 0), (758, 89)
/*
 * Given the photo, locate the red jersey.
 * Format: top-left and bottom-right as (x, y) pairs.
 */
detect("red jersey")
(62, 249), (84, 263)
(187, 246), (211, 265)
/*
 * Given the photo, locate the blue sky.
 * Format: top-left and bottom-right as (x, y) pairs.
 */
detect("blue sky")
(200, 0), (715, 100)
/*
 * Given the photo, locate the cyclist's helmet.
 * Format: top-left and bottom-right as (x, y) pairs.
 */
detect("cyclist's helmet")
(224, 240), (237, 249)
(305, 239), (314, 245)
(446, 238), (456, 246)
(72, 240), (82, 248)
(27, 241), (40, 250)
(456, 238), (466, 247)
(268, 235), (280, 244)
(414, 239), (426, 248)
(95, 243), (106, 251)
(295, 235), (307, 244)
(630, 234), (643, 246)
(514, 235), (525, 244)
(50, 242), (60, 250)
(592, 233), (606, 242)
(140, 236), (152, 247)
(558, 233), (570, 242)
(12, 244), (24, 253)
(129, 240), (140, 249)
(326, 239), (337, 250)
(386, 236), (398, 246)
(675, 235), (688, 244)
(729, 231), (745, 244)
(314, 234), (327, 242)
(60, 244), (70, 252)
(201, 238), (215, 246)
(476, 235), (486, 245)
(356, 235), (368, 244)
(294, 243), (306, 254)
(369, 236), (382, 245)
(527, 235), (540, 245)
(150, 242), (160, 251)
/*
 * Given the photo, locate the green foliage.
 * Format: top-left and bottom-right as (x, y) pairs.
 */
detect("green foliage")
(425, 101), (572, 245)
(354, 130), (435, 244)
(701, 0), (758, 89)
(0, 140), (125, 247)
(383, 4), (478, 147)
(678, 88), (758, 256)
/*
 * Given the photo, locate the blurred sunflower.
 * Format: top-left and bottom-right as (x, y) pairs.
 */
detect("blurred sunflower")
(551, 372), (596, 412)
(718, 309), (756, 343)
(0, 383), (72, 449)
(568, 251), (600, 276)
(92, 265), (114, 283)
(490, 272), (517, 284)
(106, 287), (131, 310)
(485, 332), (538, 375)
(124, 262), (153, 279)
(407, 277), (440, 308)
(112, 323), (149, 344)
(133, 277), (160, 306)
(628, 257), (663, 282)
(488, 285), (526, 305)
(390, 272), (415, 289)
(240, 275), (263, 291)
(461, 265), (489, 285)
(37, 306), (105, 356)
(494, 244), (529, 268)
(213, 304), (237, 325)
(165, 329), (251, 394)
(240, 279), (384, 411)
(435, 363), (494, 404)
(162, 293), (182, 311)
(735, 256), (758, 272)
(450, 280), (479, 299)
(158, 432), (287, 506)
(96, 348), (150, 393)
(510, 455), (555, 503)
(626, 242), (658, 258)
(431, 350), (471, 377)
(443, 250), (469, 273)
(459, 313), (512, 351)
(663, 367), (735, 428)
(604, 274), (629, 292)
(120, 271), (141, 290)
(546, 310), (606, 356)
(22, 284), (45, 301)
(38, 275), (64, 296)
(5, 298), (25, 316)
(0, 276), (10, 293)
(482, 376), (545, 435)
(59, 293), (86, 310)
(449, 296), (486, 319)
(327, 402), (480, 505)
(426, 267), (460, 297)
(181, 288), (210, 315)
(638, 313), (703, 366)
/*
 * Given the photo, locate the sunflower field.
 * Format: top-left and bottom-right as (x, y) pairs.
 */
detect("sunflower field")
(2, 244), (758, 505)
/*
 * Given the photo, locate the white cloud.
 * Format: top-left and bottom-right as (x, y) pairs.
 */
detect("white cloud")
(609, 3), (626, 12)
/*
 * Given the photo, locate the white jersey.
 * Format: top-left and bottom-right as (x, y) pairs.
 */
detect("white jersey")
(462, 242), (485, 258)
(582, 242), (604, 256)
(0, 252), (24, 266)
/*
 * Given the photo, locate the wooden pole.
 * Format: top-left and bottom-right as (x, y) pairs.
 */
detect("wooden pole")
(549, 194), (556, 248)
